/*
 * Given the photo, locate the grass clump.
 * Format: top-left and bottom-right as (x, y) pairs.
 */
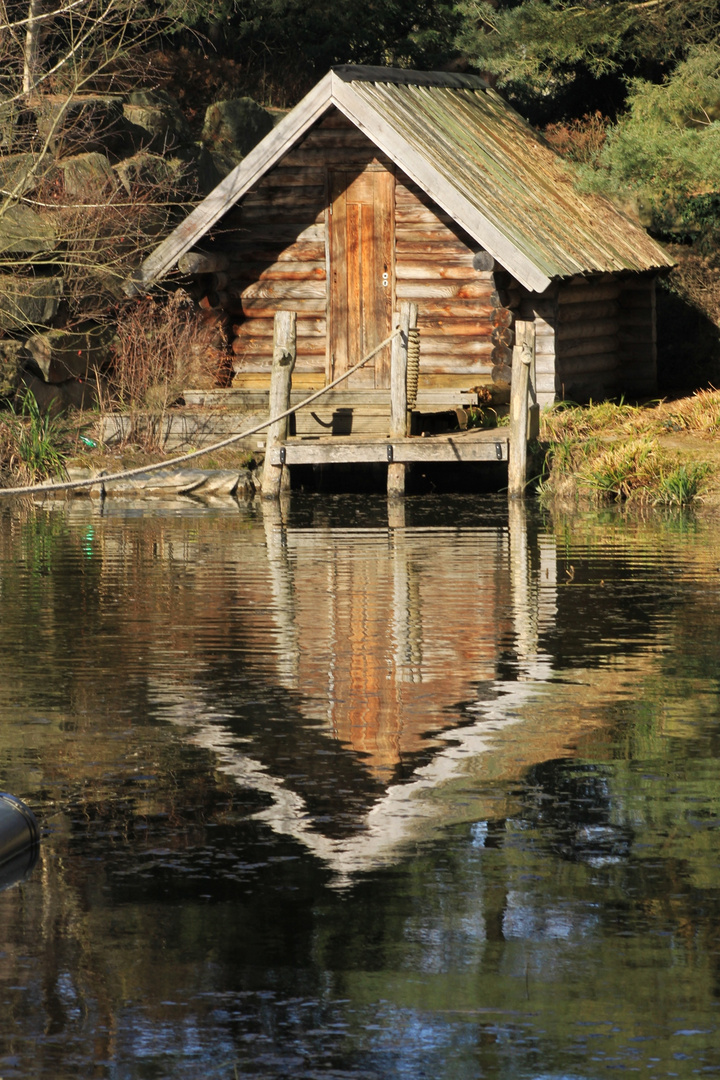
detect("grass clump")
(539, 398), (713, 506)
(0, 395), (69, 488)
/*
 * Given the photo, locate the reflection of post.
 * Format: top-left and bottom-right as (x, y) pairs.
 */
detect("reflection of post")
(392, 518), (423, 686)
(262, 498), (299, 688)
(508, 499), (537, 672)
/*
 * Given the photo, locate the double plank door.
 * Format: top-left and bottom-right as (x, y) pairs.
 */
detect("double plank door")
(328, 167), (394, 388)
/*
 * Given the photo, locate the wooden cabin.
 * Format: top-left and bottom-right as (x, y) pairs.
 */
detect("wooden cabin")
(129, 66), (673, 414)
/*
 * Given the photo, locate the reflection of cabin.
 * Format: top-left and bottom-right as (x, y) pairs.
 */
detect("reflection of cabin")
(131, 66), (672, 409)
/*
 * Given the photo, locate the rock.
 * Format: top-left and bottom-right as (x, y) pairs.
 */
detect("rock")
(0, 153), (38, 197)
(0, 276), (63, 331)
(0, 339), (29, 398)
(18, 371), (64, 415)
(37, 95), (129, 156)
(201, 98), (274, 162)
(57, 152), (117, 197)
(123, 90), (192, 150)
(25, 324), (116, 383)
(168, 143), (227, 195)
(0, 203), (57, 256)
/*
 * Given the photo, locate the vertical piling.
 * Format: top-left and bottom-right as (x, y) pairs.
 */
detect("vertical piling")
(508, 319), (535, 499)
(262, 311), (297, 499)
(388, 301), (417, 498)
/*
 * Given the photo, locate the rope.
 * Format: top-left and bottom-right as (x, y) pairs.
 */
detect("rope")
(406, 326), (420, 411)
(0, 328), (401, 498)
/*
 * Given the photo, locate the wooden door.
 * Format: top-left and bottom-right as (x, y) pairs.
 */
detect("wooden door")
(328, 168), (394, 388)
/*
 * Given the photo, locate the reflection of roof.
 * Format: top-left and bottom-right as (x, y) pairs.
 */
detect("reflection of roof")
(129, 66), (672, 296)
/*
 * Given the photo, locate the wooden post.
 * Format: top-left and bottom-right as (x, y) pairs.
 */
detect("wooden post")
(508, 320), (535, 498)
(262, 311), (296, 499)
(388, 301), (417, 498)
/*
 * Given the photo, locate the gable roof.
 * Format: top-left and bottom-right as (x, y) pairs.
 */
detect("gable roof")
(127, 66), (672, 296)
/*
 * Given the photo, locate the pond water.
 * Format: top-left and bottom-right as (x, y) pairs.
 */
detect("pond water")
(1, 493), (720, 1080)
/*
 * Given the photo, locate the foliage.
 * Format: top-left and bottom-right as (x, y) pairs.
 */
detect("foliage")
(589, 48), (720, 241)
(456, 0), (720, 121)
(106, 291), (221, 447)
(152, 0), (463, 106)
(539, 398), (716, 505)
(0, 392), (69, 485)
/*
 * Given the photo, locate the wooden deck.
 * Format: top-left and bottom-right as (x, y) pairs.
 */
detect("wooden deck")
(267, 428), (508, 466)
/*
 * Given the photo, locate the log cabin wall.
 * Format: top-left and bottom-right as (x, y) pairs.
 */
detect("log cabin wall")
(212, 106), (514, 395)
(392, 173), (513, 391)
(618, 275), (657, 398)
(196, 104), (658, 406)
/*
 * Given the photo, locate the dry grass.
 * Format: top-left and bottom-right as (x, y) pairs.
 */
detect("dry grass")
(539, 396), (717, 505)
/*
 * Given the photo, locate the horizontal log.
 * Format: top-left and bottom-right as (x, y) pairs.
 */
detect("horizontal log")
(558, 301), (618, 324)
(556, 320), (619, 342)
(618, 275), (657, 291)
(299, 129), (377, 148)
(395, 206), (456, 225)
(557, 353), (619, 376)
(233, 280), (327, 300)
(418, 316), (496, 335)
(617, 308), (654, 325)
(416, 299), (497, 318)
(520, 301), (556, 320)
(395, 240), (478, 258)
(233, 356), (325, 373)
(233, 317), (326, 338)
(230, 261), (326, 282)
(228, 242), (326, 264)
(177, 251), (229, 275)
(394, 225), (468, 243)
(241, 186), (325, 207)
(618, 292), (655, 311)
(233, 207), (325, 226)
(558, 335), (617, 359)
(395, 264), (483, 281)
(282, 148), (391, 167)
(396, 281), (495, 299)
(252, 166), (326, 187)
(232, 223), (325, 244)
(418, 361), (494, 375)
(228, 298), (327, 317)
(419, 337), (494, 355)
(558, 283), (620, 305)
(232, 335), (325, 357)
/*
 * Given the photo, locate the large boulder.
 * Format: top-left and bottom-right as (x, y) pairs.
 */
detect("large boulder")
(123, 90), (192, 151)
(25, 324), (116, 383)
(201, 98), (274, 162)
(0, 275), (63, 331)
(0, 153), (38, 197)
(57, 152), (117, 197)
(37, 95), (130, 156)
(0, 339), (30, 398)
(0, 203), (57, 256)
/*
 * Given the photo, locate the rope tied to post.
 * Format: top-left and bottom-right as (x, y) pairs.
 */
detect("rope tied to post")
(0, 326), (403, 499)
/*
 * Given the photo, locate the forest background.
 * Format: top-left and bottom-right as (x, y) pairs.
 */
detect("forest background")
(3, 0), (720, 406)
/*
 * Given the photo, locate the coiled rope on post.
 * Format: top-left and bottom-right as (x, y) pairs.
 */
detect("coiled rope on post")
(0, 328), (402, 498)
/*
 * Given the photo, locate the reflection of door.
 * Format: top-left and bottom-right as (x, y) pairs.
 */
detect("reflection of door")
(328, 168), (394, 388)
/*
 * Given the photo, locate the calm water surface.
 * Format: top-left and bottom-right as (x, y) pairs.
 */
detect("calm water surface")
(1, 494), (720, 1079)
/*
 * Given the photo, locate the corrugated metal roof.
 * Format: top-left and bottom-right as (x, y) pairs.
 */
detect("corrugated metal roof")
(128, 66), (672, 296)
(346, 77), (672, 281)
